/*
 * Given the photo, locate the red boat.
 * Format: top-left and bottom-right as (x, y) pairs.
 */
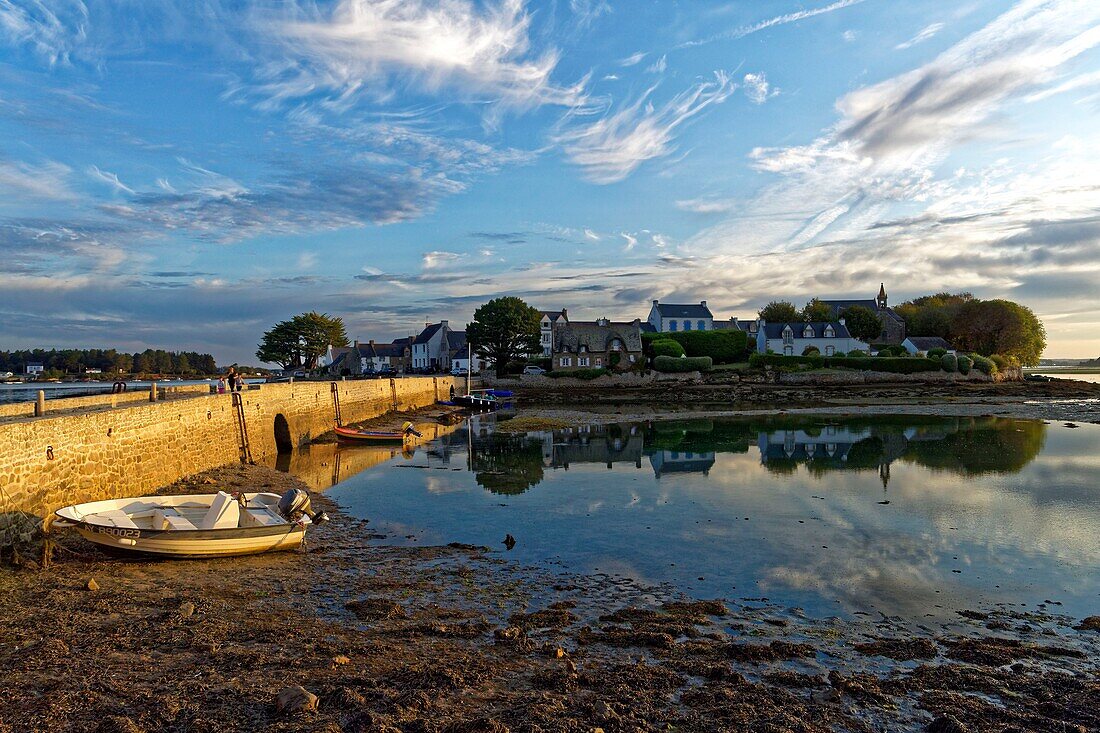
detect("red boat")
(334, 422), (422, 443)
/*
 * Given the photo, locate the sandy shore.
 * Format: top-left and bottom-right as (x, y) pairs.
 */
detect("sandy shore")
(2, 390), (1099, 732)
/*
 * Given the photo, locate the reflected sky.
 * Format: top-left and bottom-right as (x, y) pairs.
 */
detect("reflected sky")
(315, 415), (1100, 620)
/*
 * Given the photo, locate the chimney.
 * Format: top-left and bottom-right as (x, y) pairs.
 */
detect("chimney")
(652, 300), (659, 307)
(839, 318), (846, 326)
(353, 339), (359, 348)
(441, 320), (448, 327)
(368, 339), (375, 346)
(561, 309), (568, 319)
(701, 300), (707, 308)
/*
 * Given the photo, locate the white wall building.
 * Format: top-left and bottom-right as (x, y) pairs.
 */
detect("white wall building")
(755, 319), (868, 356)
(647, 300), (714, 333)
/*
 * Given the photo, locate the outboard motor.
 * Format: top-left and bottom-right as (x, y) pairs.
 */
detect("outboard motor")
(402, 421), (423, 438)
(278, 488), (329, 525)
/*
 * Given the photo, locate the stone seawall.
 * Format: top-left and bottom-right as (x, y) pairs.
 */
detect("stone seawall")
(0, 377), (458, 547)
(0, 384), (210, 419)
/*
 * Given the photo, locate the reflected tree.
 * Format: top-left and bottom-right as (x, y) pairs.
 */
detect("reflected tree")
(471, 434), (545, 495)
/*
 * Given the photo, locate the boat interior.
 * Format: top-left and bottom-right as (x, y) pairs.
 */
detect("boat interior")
(57, 492), (293, 532)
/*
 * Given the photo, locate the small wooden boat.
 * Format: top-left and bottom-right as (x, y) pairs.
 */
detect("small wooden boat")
(453, 393), (499, 410)
(52, 489), (328, 558)
(334, 421), (423, 443)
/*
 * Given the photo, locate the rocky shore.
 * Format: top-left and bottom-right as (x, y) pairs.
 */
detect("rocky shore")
(2, 455), (1098, 732)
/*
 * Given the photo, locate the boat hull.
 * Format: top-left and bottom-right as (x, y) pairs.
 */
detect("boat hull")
(334, 426), (406, 443)
(72, 523), (305, 557)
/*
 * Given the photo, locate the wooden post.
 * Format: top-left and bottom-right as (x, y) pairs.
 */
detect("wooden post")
(149, 381), (157, 402)
(35, 390), (45, 417)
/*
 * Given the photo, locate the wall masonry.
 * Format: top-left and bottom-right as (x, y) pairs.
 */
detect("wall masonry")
(0, 377), (459, 547)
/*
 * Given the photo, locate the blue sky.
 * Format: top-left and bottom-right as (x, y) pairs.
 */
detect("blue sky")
(2, 0), (1099, 363)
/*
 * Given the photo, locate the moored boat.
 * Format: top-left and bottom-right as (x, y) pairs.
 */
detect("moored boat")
(52, 489), (328, 558)
(334, 421), (423, 443)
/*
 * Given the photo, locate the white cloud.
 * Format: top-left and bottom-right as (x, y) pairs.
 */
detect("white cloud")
(842, 29), (858, 42)
(583, 228), (601, 241)
(675, 198), (737, 214)
(264, 0), (586, 111)
(421, 250), (465, 269)
(620, 232), (637, 251)
(681, 0), (868, 48)
(618, 51), (646, 67)
(0, 0), (88, 66)
(0, 159), (74, 200)
(895, 22), (945, 50)
(645, 54), (667, 74)
(743, 72), (777, 104)
(558, 71), (737, 183)
(87, 165), (135, 195)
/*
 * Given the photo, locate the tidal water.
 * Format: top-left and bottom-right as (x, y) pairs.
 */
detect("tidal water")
(287, 415), (1100, 621)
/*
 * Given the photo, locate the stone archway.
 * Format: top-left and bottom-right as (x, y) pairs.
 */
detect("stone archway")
(274, 413), (293, 453)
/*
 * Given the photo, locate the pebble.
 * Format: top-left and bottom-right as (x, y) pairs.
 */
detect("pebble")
(86, 578), (99, 592)
(178, 602), (195, 618)
(276, 685), (319, 715)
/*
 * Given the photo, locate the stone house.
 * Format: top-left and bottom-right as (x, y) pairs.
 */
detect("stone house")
(552, 318), (644, 371)
(819, 283), (906, 344)
(647, 300), (714, 333)
(538, 309), (569, 356)
(755, 319), (868, 356)
(411, 320), (453, 372)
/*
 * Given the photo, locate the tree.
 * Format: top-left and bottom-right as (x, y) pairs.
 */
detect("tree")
(256, 312), (349, 370)
(842, 305), (883, 343)
(951, 299), (1046, 366)
(758, 300), (799, 322)
(801, 298), (834, 322)
(466, 297), (541, 378)
(896, 292), (973, 338)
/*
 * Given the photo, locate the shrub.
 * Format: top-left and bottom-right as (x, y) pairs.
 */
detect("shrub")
(642, 330), (749, 364)
(847, 349), (868, 357)
(609, 352), (621, 368)
(750, 352), (823, 369)
(654, 355), (713, 372)
(831, 357), (940, 374)
(927, 347), (947, 359)
(941, 353), (958, 372)
(990, 353), (1019, 371)
(957, 355), (973, 375)
(651, 339), (686, 358)
(546, 368), (609, 380)
(802, 346), (820, 356)
(970, 354), (996, 375)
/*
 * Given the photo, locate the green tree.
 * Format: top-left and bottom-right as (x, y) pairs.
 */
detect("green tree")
(800, 298), (834, 322)
(951, 299), (1046, 366)
(842, 305), (883, 343)
(467, 297), (541, 378)
(758, 300), (799, 322)
(256, 312), (349, 370)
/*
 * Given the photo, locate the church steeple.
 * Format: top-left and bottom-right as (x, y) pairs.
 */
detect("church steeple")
(877, 282), (888, 309)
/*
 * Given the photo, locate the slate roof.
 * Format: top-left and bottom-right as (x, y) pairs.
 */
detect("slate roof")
(819, 299), (905, 324)
(538, 310), (567, 322)
(652, 302), (713, 319)
(413, 323), (443, 345)
(553, 320), (643, 353)
(357, 341), (405, 358)
(760, 321), (853, 339)
(446, 331), (467, 350)
(904, 336), (952, 350)
(639, 322), (657, 333)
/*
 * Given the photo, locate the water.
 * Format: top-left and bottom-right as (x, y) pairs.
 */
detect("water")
(0, 379), (264, 404)
(288, 415), (1100, 621)
(1029, 370), (1100, 384)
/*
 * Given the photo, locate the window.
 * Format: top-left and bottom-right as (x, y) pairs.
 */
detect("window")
(610, 338), (623, 350)
(697, 320), (705, 331)
(669, 320), (677, 331)
(683, 320), (692, 331)
(578, 357), (590, 367)
(595, 357), (602, 366)
(783, 327), (794, 346)
(824, 325), (835, 337)
(803, 325), (815, 338)
(784, 346), (793, 356)
(825, 345), (835, 356)
(560, 357), (572, 367)
(628, 354), (636, 362)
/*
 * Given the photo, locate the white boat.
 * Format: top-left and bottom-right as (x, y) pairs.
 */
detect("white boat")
(52, 489), (328, 558)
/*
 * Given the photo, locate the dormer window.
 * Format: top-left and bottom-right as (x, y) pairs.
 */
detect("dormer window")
(802, 325), (815, 338)
(782, 326), (794, 346)
(824, 325), (835, 338)
(579, 345), (587, 353)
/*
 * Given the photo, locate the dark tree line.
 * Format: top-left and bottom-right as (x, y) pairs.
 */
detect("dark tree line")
(0, 348), (217, 376)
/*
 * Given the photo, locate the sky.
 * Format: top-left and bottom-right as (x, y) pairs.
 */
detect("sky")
(1, 0), (1099, 364)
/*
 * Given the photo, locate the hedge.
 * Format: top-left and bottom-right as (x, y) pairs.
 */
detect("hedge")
(957, 355), (973, 375)
(750, 352), (941, 374)
(927, 347), (947, 359)
(941, 353), (958, 372)
(969, 354), (996, 375)
(643, 329), (749, 364)
(546, 368), (610, 380)
(802, 346), (820, 356)
(651, 339), (686, 358)
(653, 355), (713, 372)
(990, 354), (1018, 371)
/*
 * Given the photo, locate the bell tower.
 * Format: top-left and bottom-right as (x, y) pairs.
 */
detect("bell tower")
(876, 282), (888, 310)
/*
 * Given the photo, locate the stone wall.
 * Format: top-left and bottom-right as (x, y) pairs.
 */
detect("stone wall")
(0, 384), (210, 419)
(0, 377), (458, 547)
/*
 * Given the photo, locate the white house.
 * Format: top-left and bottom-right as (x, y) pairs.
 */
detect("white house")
(755, 319), (867, 356)
(25, 362), (44, 377)
(538, 309), (568, 356)
(647, 300), (713, 333)
(901, 336), (955, 355)
(411, 320), (452, 371)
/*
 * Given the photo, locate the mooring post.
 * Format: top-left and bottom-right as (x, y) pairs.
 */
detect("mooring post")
(149, 381), (157, 402)
(35, 390), (45, 417)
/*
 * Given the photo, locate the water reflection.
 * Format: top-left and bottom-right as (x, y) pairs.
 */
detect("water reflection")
(289, 414), (1100, 619)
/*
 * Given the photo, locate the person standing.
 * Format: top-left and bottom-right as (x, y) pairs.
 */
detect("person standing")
(217, 376), (227, 394)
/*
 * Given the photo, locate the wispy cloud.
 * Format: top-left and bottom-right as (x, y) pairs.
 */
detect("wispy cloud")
(0, 158), (74, 200)
(743, 72), (777, 104)
(557, 71), (737, 183)
(87, 165), (135, 195)
(618, 51), (647, 67)
(895, 22), (945, 50)
(680, 0), (868, 48)
(645, 54), (667, 74)
(421, 250), (466, 269)
(0, 0), (88, 66)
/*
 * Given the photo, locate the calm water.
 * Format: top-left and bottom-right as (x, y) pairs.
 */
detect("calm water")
(0, 379), (264, 404)
(297, 415), (1100, 620)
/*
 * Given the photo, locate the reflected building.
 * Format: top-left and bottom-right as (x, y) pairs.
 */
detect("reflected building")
(535, 423), (644, 470)
(649, 450), (716, 477)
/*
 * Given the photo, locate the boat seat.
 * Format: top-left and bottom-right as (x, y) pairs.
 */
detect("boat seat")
(91, 509), (139, 530)
(153, 507), (197, 531)
(240, 506), (286, 528)
(198, 491), (241, 530)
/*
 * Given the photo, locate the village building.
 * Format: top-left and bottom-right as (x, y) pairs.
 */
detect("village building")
(411, 320), (454, 372)
(552, 318), (644, 371)
(755, 319), (868, 356)
(902, 336), (955, 355)
(647, 300), (714, 333)
(538, 309), (569, 356)
(819, 283), (906, 344)
(25, 362), (45, 377)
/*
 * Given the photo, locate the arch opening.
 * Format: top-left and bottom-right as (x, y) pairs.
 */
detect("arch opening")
(274, 414), (293, 454)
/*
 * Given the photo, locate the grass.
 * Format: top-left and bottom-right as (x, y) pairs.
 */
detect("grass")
(494, 416), (573, 434)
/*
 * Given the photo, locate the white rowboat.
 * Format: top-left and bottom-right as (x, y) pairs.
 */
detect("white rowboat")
(53, 491), (323, 558)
